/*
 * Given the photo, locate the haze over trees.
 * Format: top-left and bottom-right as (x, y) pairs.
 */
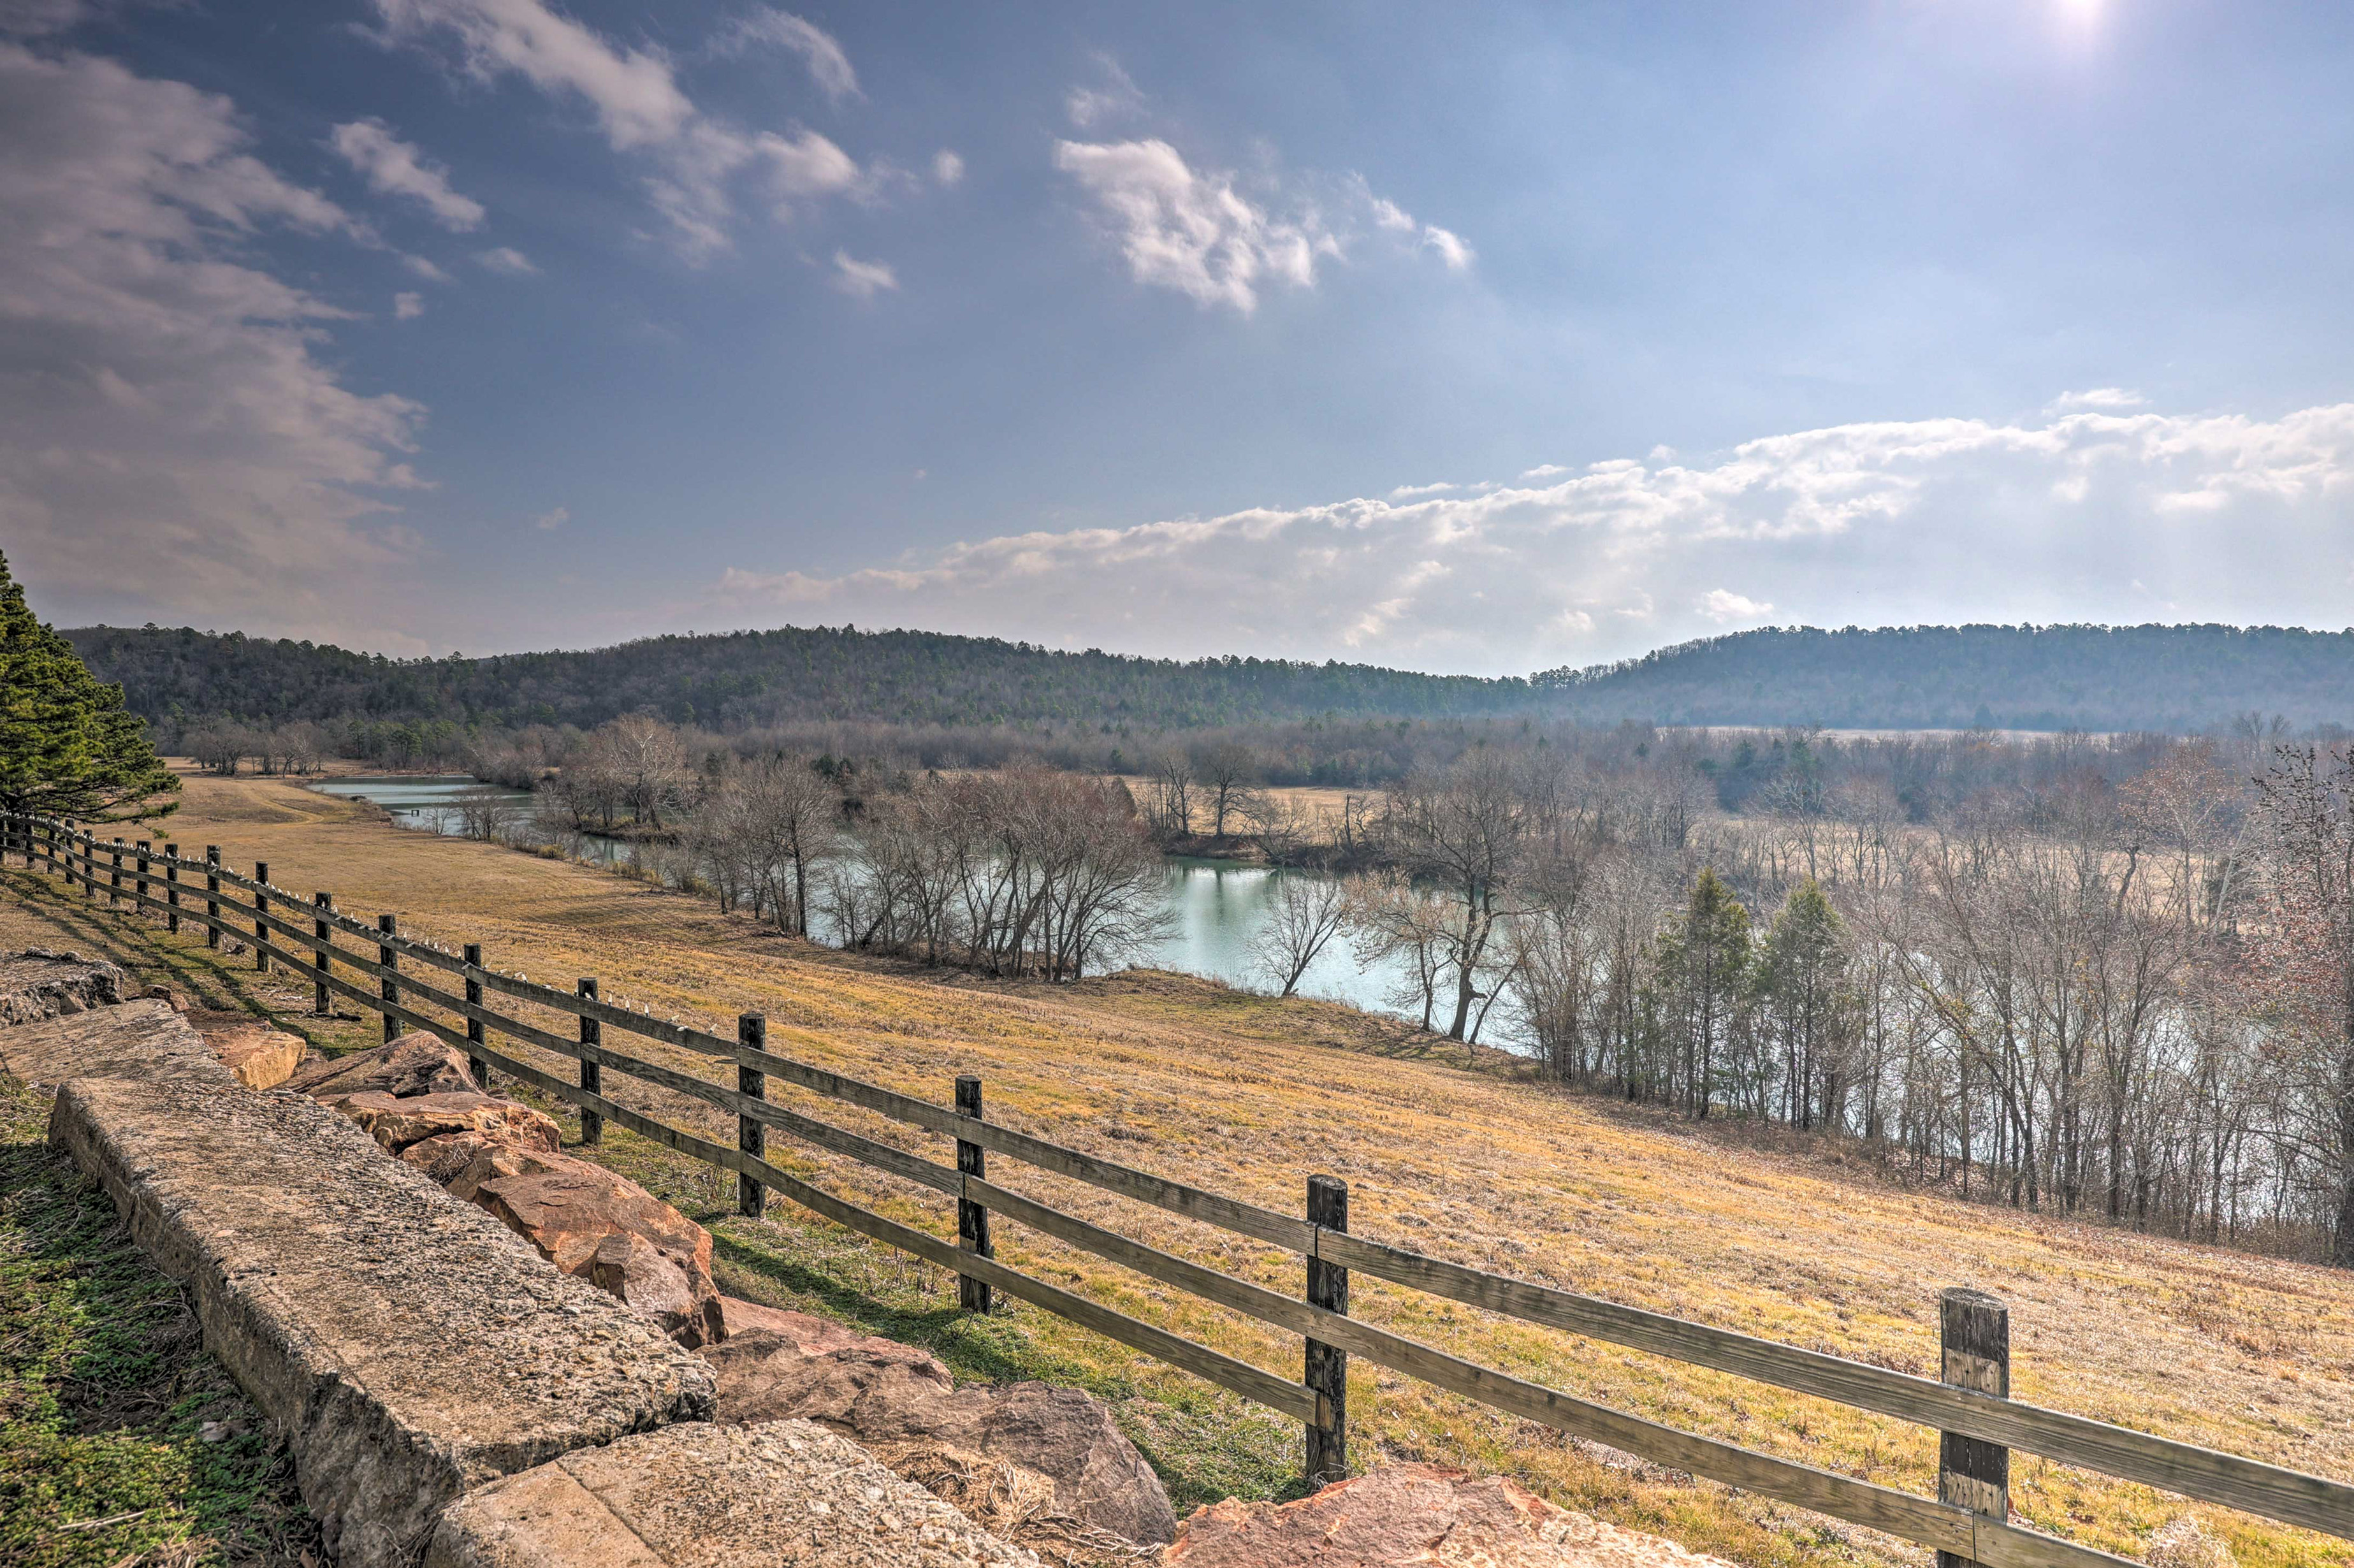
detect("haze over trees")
(62, 620), (2354, 746)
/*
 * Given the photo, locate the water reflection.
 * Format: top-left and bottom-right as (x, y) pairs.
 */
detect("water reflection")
(308, 776), (1513, 1045)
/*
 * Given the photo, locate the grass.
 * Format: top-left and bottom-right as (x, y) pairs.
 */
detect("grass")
(0, 1074), (315, 1567)
(4, 765), (2350, 1568)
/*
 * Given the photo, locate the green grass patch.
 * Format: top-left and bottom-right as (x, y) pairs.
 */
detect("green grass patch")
(0, 1074), (315, 1567)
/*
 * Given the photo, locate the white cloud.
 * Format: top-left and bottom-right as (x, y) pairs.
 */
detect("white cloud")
(1065, 53), (1142, 129)
(394, 290), (425, 319)
(708, 403), (2354, 672)
(1052, 138), (1331, 314)
(1699, 589), (1773, 623)
(401, 252), (452, 281)
(830, 250), (896, 298)
(330, 118), (486, 230)
(1423, 224), (1473, 271)
(371, 0), (861, 261)
(932, 149), (964, 186)
(0, 43), (426, 641)
(710, 8), (857, 103)
(2048, 387), (2147, 412)
(1389, 481), (1457, 498)
(1521, 463), (1567, 479)
(477, 244), (538, 274)
(533, 505), (569, 530)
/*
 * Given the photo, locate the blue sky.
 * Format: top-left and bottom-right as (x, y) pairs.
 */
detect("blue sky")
(5, 0), (2354, 671)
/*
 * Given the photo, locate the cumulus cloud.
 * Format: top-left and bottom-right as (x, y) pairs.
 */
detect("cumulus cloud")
(0, 43), (425, 639)
(932, 149), (963, 186)
(830, 250), (896, 298)
(710, 8), (856, 103)
(394, 290), (425, 318)
(533, 505), (569, 530)
(1699, 589), (1773, 623)
(710, 403), (2354, 672)
(477, 244), (537, 274)
(331, 118), (486, 230)
(370, 0), (861, 261)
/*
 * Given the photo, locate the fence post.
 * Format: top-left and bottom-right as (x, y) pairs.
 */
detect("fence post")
(578, 978), (602, 1145)
(1936, 1288), (2010, 1568)
(463, 943), (488, 1088)
(204, 848), (221, 948)
(1305, 1173), (1350, 1489)
(312, 894), (332, 1015)
(110, 839), (122, 904)
(164, 843), (180, 933)
(253, 862), (270, 973)
(378, 914), (400, 1043)
(75, 826), (91, 899)
(955, 1075), (992, 1312)
(136, 841), (149, 905)
(737, 1014), (767, 1217)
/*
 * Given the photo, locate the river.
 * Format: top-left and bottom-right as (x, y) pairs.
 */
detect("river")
(307, 776), (1469, 1038)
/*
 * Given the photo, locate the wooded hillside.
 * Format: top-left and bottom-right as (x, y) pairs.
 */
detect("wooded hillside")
(62, 620), (2354, 736)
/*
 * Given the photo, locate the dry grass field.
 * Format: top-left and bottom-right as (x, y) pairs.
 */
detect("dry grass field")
(4, 766), (2347, 1568)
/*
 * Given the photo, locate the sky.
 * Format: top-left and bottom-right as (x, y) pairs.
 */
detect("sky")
(4, 0), (2353, 674)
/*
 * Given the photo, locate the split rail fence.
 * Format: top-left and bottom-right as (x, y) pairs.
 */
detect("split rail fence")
(7, 810), (2352, 1568)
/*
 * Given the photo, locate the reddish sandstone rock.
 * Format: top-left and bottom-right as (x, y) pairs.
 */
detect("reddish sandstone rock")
(333, 1091), (562, 1156)
(284, 1033), (477, 1101)
(451, 1145), (722, 1347)
(398, 1131), (513, 1186)
(703, 1323), (1175, 1544)
(1166, 1463), (1738, 1568)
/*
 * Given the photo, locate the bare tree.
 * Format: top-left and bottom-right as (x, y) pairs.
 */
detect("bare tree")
(1251, 875), (1350, 997)
(1193, 741), (1258, 838)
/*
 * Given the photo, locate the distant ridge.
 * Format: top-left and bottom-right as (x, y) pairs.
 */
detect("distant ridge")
(1536, 624), (2354, 732)
(61, 620), (2354, 736)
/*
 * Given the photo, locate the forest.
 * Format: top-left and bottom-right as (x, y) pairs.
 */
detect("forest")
(66, 620), (2354, 744)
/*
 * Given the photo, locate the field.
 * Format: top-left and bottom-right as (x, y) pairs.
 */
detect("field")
(1, 766), (2346, 1568)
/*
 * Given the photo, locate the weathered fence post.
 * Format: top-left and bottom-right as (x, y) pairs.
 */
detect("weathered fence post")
(110, 839), (122, 904)
(312, 893), (333, 1015)
(737, 1014), (767, 1217)
(76, 826), (92, 899)
(463, 943), (488, 1088)
(955, 1074), (992, 1312)
(578, 978), (602, 1145)
(252, 862), (270, 973)
(204, 848), (221, 948)
(1305, 1173), (1350, 1489)
(377, 914), (400, 1043)
(136, 840), (149, 905)
(1936, 1288), (2010, 1568)
(164, 843), (180, 933)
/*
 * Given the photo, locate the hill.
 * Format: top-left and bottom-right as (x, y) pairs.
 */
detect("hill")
(1541, 622), (2354, 730)
(61, 620), (2354, 736)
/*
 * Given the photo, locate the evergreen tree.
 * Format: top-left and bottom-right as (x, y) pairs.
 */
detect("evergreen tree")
(1757, 878), (1856, 1131)
(1657, 868), (1752, 1119)
(0, 551), (177, 823)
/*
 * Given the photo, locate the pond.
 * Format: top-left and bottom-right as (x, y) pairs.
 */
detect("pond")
(308, 776), (1517, 1045)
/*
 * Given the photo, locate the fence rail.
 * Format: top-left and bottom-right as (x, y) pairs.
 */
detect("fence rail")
(6, 809), (2349, 1568)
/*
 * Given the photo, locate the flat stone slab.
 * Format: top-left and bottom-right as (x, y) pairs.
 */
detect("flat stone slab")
(0, 998), (234, 1089)
(49, 1077), (717, 1568)
(427, 1419), (1039, 1568)
(0, 948), (127, 1027)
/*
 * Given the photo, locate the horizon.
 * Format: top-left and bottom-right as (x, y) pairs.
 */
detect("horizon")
(8, 3), (2354, 674)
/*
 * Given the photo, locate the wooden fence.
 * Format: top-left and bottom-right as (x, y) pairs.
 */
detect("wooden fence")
(6, 810), (2351, 1568)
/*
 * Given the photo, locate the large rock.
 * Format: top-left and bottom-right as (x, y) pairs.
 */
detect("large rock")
(283, 1031), (478, 1100)
(426, 1418), (1039, 1568)
(453, 1144), (723, 1349)
(704, 1318), (1176, 1544)
(335, 1089), (563, 1156)
(47, 1077), (714, 1568)
(1166, 1463), (1741, 1568)
(0, 998), (235, 1089)
(199, 1019), (308, 1091)
(0, 948), (126, 1027)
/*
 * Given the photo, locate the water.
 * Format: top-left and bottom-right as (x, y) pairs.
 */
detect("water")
(311, 776), (1517, 1045)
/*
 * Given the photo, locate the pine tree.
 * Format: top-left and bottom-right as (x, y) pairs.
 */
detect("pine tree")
(1657, 867), (1752, 1119)
(0, 551), (177, 823)
(1757, 878), (1855, 1131)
